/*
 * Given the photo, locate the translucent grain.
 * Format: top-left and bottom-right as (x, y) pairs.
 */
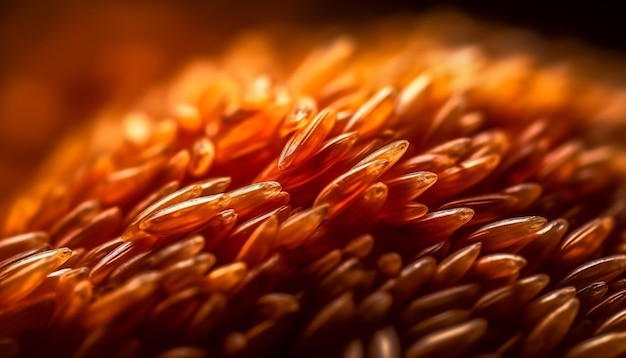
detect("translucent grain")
(384, 171), (438, 203)
(276, 205), (328, 250)
(299, 292), (354, 348)
(405, 319), (488, 358)
(139, 194), (230, 236)
(422, 154), (500, 203)
(472, 274), (550, 320)
(235, 215), (278, 265)
(123, 184), (203, 240)
(402, 284), (480, 325)
(342, 234), (374, 259)
(595, 308), (626, 334)
(189, 138), (216, 177)
(368, 326), (401, 358)
(396, 73), (432, 121)
(0, 248), (71, 305)
(226, 182), (282, 218)
(404, 309), (472, 343)
(56, 207), (122, 250)
(344, 86), (397, 138)
(555, 217), (615, 268)
(354, 140), (410, 173)
(564, 332), (626, 358)
(559, 255), (626, 289)
(279, 108), (336, 170)
(468, 253), (527, 280)
(459, 216), (547, 253)
(0, 232), (49, 262)
(83, 272), (160, 328)
(520, 297), (579, 357)
(523, 287), (577, 328)
(314, 159), (389, 217)
(206, 262), (248, 294)
(377, 253), (403, 277)
(281, 96), (317, 136)
(50, 200), (101, 239)
(398, 208), (474, 248)
(433, 243), (481, 287)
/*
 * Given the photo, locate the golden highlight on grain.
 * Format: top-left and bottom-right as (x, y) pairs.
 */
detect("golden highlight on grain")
(1, 11), (626, 358)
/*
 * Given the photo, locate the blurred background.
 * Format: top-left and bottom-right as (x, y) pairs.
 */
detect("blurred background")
(1, 0), (625, 203)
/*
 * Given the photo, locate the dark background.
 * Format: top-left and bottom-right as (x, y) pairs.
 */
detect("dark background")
(0, 0), (624, 204)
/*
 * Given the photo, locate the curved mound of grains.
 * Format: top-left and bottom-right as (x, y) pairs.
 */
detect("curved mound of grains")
(1, 12), (626, 358)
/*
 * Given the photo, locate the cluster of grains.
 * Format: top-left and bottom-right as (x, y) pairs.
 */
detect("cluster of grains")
(2, 13), (626, 358)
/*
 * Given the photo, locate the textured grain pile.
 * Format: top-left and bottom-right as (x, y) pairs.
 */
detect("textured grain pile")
(1, 14), (626, 358)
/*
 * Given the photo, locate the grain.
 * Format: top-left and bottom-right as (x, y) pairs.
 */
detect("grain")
(520, 298), (579, 357)
(50, 200), (102, 239)
(205, 262), (248, 294)
(189, 138), (216, 177)
(123, 182), (179, 226)
(377, 202), (429, 225)
(396, 73), (432, 122)
(354, 140), (409, 172)
(317, 258), (365, 301)
(405, 319), (488, 358)
(401, 284), (480, 325)
(594, 308), (626, 334)
(331, 182), (388, 228)
(90, 238), (153, 284)
(95, 160), (163, 207)
(343, 339), (365, 358)
(458, 216), (547, 253)
(564, 332), (626, 358)
(421, 154), (500, 203)
(433, 242), (481, 287)
(377, 252), (403, 277)
(139, 194), (230, 236)
(344, 86), (396, 138)
(585, 289), (626, 323)
(522, 287), (577, 328)
(384, 171), (438, 203)
(438, 193), (517, 225)
(384, 256), (436, 306)
(387, 153), (456, 177)
(235, 215), (278, 265)
(0, 232), (49, 262)
(281, 96), (318, 136)
(225, 182), (282, 219)
(341, 234), (374, 259)
(276, 205), (328, 250)
(270, 132), (358, 188)
(473, 274), (550, 320)
(299, 291), (354, 349)
(314, 159), (389, 217)
(122, 183), (203, 240)
(55, 207), (122, 249)
(468, 253), (527, 280)
(395, 208), (474, 249)
(83, 272), (160, 329)
(255, 293), (300, 321)
(577, 281), (608, 311)
(0, 248), (71, 305)
(519, 218), (569, 273)
(559, 255), (626, 289)
(161, 253), (216, 293)
(404, 309), (472, 343)
(368, 325), (401, 358)
(554, 217), (615, 269)
(279, 108), (337, 170)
